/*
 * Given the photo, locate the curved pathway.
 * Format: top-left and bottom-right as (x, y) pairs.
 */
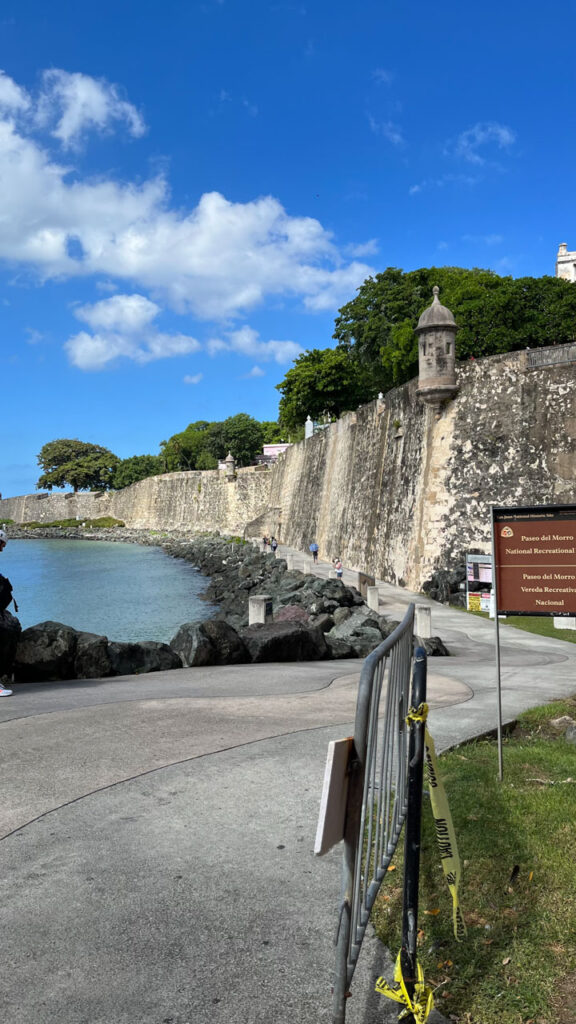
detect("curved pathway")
(2, 545), (576, 1023)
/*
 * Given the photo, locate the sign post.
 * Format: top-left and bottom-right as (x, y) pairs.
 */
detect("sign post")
(492, 503), (576, 779)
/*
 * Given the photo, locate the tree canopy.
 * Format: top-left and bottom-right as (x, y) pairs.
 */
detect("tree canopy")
(112, 454), (163, 489)
(36, 439), (119, 492)
(333, 266), (576, 390)
(276, 347), (378, 431)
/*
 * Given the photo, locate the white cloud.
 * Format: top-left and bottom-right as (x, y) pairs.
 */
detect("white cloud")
(75, 293), (160, 332)
(368, 114), (404, 146)
(0, 70), (30, 111)
(409, 173), (479, 195)
(451, 121), (515, 165)
(244, 365), (265, 378)
(36, 69), (146, 148)
(25, 327), (44, 344)
(67, 292), (200, 369)
(208, 326), (302, 364)
(183, 373), (203, 384)
(0, 70), (375, 323)
(462, 233), (503, 246)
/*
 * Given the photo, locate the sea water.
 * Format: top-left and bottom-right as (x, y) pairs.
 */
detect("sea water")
(0, 539), (217, 643)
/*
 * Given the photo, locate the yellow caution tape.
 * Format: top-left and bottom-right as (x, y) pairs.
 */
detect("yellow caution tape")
(404, 702), (466, 942)
(424, 726), (467, 942)
(375, 952), (434, 1023)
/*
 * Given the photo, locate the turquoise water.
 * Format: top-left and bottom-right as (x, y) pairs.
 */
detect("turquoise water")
(0, 539), (217, 643)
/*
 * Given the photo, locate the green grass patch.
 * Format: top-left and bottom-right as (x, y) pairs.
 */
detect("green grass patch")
(372, 699), (576, 1023)
(0, 518), (14, 526)
(20, 517), (125, 529)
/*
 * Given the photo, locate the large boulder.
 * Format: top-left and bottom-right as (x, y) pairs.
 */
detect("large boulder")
(14, 621), (78, 682)
(0, 609), (22, 679)
(274, 604), (310, 624)
(325, 635), (357, 659)
(74, 631), (112, 679)
(199, 620), (249, 665)
(170, 622), (215, 666)
(108, 641), (182, 676)
(170, 620), (249, 667)
(239, 620), (328, 663)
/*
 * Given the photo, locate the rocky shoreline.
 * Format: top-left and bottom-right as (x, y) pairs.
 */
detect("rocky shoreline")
(1, 528), (446, 683)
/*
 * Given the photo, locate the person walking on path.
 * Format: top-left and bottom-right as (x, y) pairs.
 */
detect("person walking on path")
(309, 542), (319, 563)
(0, 529), (14, 696)
(333, 557), (343, 580)
(270, 537), (278, 554)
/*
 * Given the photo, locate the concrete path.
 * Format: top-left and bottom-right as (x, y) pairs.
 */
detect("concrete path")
(2, 544), (576, 1023)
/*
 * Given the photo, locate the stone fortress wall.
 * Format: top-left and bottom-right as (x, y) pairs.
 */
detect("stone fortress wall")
(2, 342), (576, 591)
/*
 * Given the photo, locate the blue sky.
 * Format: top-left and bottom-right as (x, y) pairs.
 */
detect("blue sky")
(1, 0), (574, 497)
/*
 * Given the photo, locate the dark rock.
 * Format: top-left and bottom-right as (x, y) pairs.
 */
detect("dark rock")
(170, 622), (216, 667)
(239, 621), (328, 663)
(74, 631), (112, 678)
(325, 635), (357, 659)
(333, 606), (351, 626)
(417, 635), (450, 657)
(14, 621), (78, 682)
(422, 563), (467, 605)
(199, 620), (249, 665)
(309, 612), (335, 633)
(108, 641), (182, 676)
(274, 604), (309, 624)
(0, 609), (22, 679)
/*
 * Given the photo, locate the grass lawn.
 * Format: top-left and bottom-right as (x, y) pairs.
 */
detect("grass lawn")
(371, 698), (576, 1024)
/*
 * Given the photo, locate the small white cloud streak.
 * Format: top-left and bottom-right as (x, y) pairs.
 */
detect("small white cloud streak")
(368, 114), (404, 146)
(372, 68), (394, 84)
(452, 121), (516, 165)
(245, 365), (265, 377)
(183, 373), (203, 384)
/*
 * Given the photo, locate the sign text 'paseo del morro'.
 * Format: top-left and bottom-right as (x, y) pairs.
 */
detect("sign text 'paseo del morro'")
(493, 504), (576, 616)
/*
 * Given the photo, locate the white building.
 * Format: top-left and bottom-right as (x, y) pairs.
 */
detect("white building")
(556, 242), (576, 282)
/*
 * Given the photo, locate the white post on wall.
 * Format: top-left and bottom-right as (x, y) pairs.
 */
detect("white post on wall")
(305, 415), (314, 439)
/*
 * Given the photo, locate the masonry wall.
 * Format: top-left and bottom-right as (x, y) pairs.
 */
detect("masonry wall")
(3, 345), (576, 590)
(0, 468), (273, 536)
(265, 347), (576, 588)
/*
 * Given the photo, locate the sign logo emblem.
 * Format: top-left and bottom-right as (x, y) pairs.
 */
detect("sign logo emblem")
(500, 526), (514, 538)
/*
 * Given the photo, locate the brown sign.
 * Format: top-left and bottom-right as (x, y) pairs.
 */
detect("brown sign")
(493, 504), (576, 616)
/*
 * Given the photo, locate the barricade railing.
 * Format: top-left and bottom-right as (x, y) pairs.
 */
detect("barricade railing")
(332, 603), (416, 1023)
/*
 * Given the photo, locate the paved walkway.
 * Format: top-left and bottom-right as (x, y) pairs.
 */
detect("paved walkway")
(2, 543), (576, 1023)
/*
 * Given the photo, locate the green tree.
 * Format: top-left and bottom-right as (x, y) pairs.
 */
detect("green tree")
(260, 420), (285, 444)
(221, 413), (264, 466)
(333, 266), (576, 388)
(276, 347), (377, 431)
(112, 455), (163, 489)
(37, 439), (119, 492)
(195, 450), (218, 470)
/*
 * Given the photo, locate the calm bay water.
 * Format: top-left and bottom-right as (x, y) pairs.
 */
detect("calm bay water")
(1, 539), (217, 643)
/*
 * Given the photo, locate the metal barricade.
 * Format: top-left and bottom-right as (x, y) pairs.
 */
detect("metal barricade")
(332, 603), (415, 1023)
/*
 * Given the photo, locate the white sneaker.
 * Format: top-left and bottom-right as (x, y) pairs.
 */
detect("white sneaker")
(0, 685), (13, 696)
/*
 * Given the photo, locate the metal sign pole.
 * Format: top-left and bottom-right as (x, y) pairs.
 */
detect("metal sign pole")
(491, 507), (504, 782)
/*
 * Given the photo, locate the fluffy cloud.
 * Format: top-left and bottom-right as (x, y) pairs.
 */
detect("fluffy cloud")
(0, 70), (30, 111)
(36, 69), (146, 148)
(66, 293), (200, 369)
(0, 71), (374, 320)
(207, 326), (302, 364)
